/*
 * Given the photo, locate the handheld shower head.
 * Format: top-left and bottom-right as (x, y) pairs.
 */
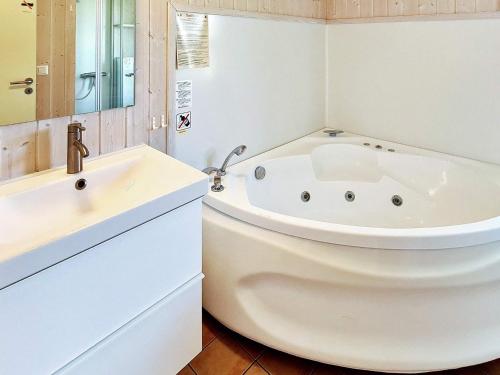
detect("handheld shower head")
(220, 145), (247, 175)
(234, 145), (247, 156)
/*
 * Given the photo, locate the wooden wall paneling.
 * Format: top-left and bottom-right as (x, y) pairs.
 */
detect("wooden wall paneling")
(288, 0), (310, 17)
(326, 0), (337, 18)
(36, 0), (75, 121)
(360, 0), (374, 17)
(335, 0), (347, 17)
(387, 0), (404, 15)
(258, 0), (270, 12)
(419, 0), (437, 14)
(276, 0), (290, 14)
(345, 0), (361, 17)
(246, 0), (260, 11)
(373, 0), (388, 15)
(268, 0), (280, 13)
(403, 0), (419, 15)
(173, 0), (330, 18)
(220, 0), (236, 9)
(205, 0), (221, 8)
(190, 0), (206, 7)
(328, 0), (499, 18)
(64, 0), (76, 116)
(313, 0), (327, 18)
(456, 0), (476, 11)
(36, 116), (71, 170)
(126, 0), (151, 147)
(51, 0), (68, 118)
(476, 0), (496, 11)
(71, 112), (101, 159)
(436, 0), (456, 12)
(36, 0), (51, 120)
(0, 122), (37, 181)
(234, 0), (248, 10)
(167, 2), (178, 155)
(149, 0), (168, 153)
(100, 109), (127, 154)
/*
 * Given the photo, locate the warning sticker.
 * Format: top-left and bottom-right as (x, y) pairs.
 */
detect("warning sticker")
(176, 112), (192, 133)
(176, 80), (193, 109)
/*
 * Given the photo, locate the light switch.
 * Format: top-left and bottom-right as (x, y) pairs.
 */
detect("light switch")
(37, 65), (49, 76)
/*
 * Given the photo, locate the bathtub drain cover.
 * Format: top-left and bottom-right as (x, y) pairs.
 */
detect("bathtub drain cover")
(345, 191), (356, 202)
(392, 195), (403, 207)
(301, 191), (311, 202)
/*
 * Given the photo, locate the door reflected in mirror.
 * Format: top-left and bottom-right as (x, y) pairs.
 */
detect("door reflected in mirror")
(0, 0), (136, 127)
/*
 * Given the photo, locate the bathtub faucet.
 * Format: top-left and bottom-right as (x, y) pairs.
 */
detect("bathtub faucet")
(203, 145), (247, 193)
(202, 145), (247, 177)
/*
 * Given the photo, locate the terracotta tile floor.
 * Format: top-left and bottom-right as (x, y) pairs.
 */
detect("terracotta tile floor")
(178, 311), (500, 375)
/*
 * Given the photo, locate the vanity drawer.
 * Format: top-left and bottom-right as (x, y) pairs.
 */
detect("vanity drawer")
(0, 199), (202, 375)
(56, 276), (202, 375)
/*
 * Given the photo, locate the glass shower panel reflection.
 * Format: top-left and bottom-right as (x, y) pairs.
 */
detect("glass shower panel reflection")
(75, 0), (98, 114)
(118, 0), (136, 108)
(75, 0), (135, 115)
(101, 0), (135, 111)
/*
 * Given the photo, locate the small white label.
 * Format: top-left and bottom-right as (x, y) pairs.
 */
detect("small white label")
(37, 65), (49, 76)
(176, 111), (192, 133)
(176, 80), (192, 110)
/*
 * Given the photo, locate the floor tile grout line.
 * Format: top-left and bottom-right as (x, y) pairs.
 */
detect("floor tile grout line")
(202, 335), (217, 350)
(238, 343), (266, 363)
(256, 361), (271, 375)
(256, 358), (274, 375)
(187, 364), (198, 375)
(241, 358), (257, 375)
(189, 336), (219, 374)
(242, 358), (272, 375)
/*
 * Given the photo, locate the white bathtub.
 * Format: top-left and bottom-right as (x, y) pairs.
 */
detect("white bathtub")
(202, 130), (500, 373)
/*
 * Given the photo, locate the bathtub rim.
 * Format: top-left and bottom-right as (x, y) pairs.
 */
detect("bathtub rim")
(204, 197), (500, 250)
(203, 131), (500, 250)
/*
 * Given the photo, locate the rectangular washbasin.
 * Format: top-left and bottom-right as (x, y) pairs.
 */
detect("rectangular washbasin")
(0, 145), (208, 290)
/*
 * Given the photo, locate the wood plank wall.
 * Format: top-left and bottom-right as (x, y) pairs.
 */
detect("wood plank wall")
(328, 0), (499, 19)
(172, 0), (328, 19)
(36, 0), (76, 120)
(0, 0), (168, 182)
(172, 0), (499, 20)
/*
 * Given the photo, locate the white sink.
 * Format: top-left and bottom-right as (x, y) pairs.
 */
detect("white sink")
(0, 145), (208, 290)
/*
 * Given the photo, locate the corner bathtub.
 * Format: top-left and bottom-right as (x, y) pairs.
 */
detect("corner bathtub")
(202, 130), (500, 373)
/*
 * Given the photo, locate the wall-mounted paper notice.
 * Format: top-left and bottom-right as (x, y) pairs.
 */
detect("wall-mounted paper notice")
(176, 13), (209, 69)
(176, 80), (193, 109)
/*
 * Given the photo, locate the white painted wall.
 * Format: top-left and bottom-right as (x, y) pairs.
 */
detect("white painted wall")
(171, 15), (326, 170)
(327, 19), (500, 165)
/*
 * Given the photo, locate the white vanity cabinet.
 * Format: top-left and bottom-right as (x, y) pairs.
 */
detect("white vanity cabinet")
(0, 146), (208, 375)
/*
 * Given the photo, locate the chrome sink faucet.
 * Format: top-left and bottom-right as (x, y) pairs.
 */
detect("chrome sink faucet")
(203, 145), (247, 192)
(67, 122), (90, 174)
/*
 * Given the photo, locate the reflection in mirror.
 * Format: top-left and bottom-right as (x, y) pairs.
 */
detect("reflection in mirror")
(76, 0), (136, 115)
(0, 0), (135, 127)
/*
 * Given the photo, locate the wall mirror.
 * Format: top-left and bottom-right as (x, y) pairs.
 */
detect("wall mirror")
(0, 0), (136, 127)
